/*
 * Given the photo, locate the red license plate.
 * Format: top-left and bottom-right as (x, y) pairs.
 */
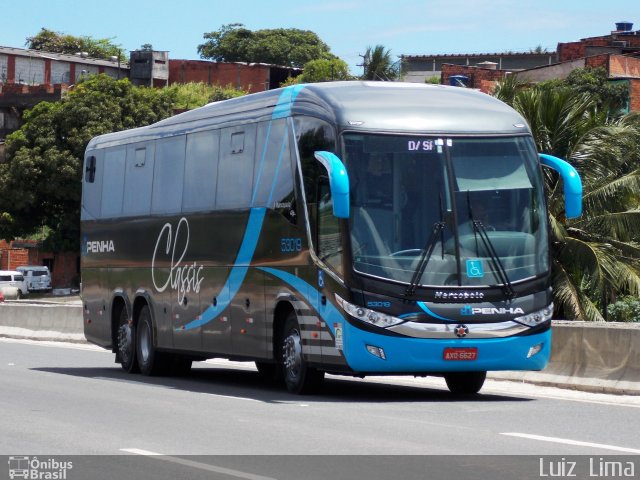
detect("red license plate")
(443, 347), (478, 361)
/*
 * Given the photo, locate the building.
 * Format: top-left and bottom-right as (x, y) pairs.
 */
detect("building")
(0, 46), (127, 141)
(0, 240), (78, 288)
(401, 51), (557, 83)
(168, 59), (301, 93)
(420, 22), (640, 113)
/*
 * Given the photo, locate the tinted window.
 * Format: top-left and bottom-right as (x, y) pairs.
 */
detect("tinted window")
(295, 117), (336, 248)
(123, 144), (155, 216)
(317, 179), (343, 274)
(216, 125), (256, 209)
(152, 136), (186, 215)
(101, 147), (126, 218)
(82, 150), (104, 220)
(183, 130), (220, 212)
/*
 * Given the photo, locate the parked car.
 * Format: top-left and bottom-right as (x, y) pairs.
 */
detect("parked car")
(16, 266), (52, 292)
(0, 270), (28, 298)
(0, 290), (4, 302)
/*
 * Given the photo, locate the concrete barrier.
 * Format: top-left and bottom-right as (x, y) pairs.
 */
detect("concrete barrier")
(0, 302), (85, 342)
(1, 304), (639, 394)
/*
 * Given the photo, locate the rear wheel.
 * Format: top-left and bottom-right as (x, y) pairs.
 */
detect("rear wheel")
(280, 313), (324, 394)
(444, 371), (486, 395)
(136, 305), (169, 376)
(117, 307), (138, 373)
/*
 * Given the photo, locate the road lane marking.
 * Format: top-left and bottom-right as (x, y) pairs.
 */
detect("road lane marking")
(120, 448), (279, 480)
(501, 433), (640, 454)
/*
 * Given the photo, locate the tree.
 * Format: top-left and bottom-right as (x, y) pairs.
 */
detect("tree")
(494, 82), (640, 321)
(538, 67), (629, 114)
(283, 58), (351, 85)
(26, 28), (124, 61)
(361, 45), (398, 81)
(0, 75), (177, 251)
(167, 82), (247, 110)
(198, 23), (335, 68)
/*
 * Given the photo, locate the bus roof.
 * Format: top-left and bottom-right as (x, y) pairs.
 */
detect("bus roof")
(86, 82), (530, 150)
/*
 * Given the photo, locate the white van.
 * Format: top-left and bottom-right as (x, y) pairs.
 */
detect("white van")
(16, 266), (52, 292)
(0, 270), (28, 298)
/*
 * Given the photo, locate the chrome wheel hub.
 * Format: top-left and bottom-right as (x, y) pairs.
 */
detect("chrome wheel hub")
(283, 329), (302, 379)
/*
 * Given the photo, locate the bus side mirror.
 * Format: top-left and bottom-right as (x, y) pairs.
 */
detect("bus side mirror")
(314, 151), (350, 218)
(539, 154), (582, 219)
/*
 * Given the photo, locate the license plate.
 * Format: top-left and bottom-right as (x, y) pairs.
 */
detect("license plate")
(443, 347), (478, 361)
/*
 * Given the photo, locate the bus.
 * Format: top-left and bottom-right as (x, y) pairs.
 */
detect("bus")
(81, 81), (582, 395)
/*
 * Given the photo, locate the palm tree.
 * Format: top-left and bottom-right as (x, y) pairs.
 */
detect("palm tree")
(361, 45), (398, 81)
(495, 82), (640, 320)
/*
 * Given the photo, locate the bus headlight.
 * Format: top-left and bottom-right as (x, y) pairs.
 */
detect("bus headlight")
(335, 294), (405, 328)
(514, 303), (553, 327)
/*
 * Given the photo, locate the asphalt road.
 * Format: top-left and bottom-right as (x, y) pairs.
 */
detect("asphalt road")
(1, 338), (639, 479)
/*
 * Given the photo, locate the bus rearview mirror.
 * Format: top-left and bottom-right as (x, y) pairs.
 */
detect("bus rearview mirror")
(539, 154), (582, 219)
(314, 151), (350, 218)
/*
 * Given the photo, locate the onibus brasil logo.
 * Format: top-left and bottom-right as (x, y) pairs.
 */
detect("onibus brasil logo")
(8, 456), (73, 479)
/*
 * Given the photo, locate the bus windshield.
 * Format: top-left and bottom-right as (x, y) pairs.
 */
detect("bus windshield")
(344, 134), (548, 288)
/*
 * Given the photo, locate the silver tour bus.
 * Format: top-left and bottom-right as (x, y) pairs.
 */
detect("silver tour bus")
(81, 82), (582, 394)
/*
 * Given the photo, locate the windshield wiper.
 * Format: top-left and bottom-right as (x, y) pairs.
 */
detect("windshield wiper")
(404, 221), (445, 298)
(466, 192), (515, 299)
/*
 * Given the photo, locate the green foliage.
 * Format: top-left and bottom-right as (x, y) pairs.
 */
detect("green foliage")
(284, 58), (352, 85)
(361, 45), (398, 81)
(0, 75), (176, 251)
(167, 82), (247, 110)
(198, 23), (335, 68)
(538, 67), (629, 114)
(494, 77), (640, 321)
(26, 28), (125, 61)
(607, 296), (640, 322)
(424, 75), (441, 85)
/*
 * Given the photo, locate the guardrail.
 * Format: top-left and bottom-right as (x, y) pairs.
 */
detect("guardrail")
(1, 304), (639, 394)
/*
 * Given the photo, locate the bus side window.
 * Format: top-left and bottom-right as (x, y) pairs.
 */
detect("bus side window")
(295, 117), (336, 250)
(217, 125), (256, 210)
(317, 178), (343, 275)
(101, 147), (126, 218)
(82, 151), (103, 220)
(123, 144), (154, 217)
(183, 129), (220, 212)
(152, 136), (186, 215)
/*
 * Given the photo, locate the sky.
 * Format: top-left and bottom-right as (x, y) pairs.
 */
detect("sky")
(1, 0), (638, 75)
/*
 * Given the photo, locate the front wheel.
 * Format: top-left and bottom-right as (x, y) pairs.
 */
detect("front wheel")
(444, 371), (486, 395)
(280, 313), (324, 394)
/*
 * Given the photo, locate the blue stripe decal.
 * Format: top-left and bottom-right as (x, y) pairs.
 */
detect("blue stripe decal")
(180, 85), (305, 331)
(257, 267), (344, 335)
(182, 207), (266, 330)
(416, 301), (457, 322)
(272, 84), (305, 119)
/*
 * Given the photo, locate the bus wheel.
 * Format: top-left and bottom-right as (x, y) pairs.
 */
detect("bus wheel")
(444, 371), (486, 395)
(136, 305), (168, 376)
(117, 307), (138, 373)
(281, 313), (324, 394)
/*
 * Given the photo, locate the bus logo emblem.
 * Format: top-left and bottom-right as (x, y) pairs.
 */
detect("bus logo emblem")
(454, 324), (469, 338)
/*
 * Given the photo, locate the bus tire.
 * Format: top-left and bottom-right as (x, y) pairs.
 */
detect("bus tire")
(444, 371), (486, 395)
(136, 305), (169, 376)
(116, 307), (138, 373)
(281, 313), (324, 394)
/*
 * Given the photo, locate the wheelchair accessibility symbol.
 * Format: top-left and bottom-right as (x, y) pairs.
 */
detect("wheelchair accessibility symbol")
(466, 259), (484, 278)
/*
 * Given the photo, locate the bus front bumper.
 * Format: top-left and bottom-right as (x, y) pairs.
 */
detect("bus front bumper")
(340, 323), (551, 374)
